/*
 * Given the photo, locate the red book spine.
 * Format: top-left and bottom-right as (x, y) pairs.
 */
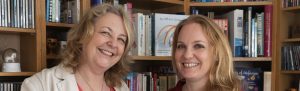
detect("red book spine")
(264, 5), (272, 57)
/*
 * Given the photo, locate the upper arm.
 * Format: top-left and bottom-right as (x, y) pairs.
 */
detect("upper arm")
(21, 76), (43, 91)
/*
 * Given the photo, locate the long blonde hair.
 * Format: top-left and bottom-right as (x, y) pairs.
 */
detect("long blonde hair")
(61, 4), (134, 87)
(172, 15), (240, 91)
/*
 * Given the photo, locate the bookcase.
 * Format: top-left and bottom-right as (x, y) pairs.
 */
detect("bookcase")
(124, 0), (277, 91)
(0, 0), (43, 77)
(276, 0), (300, 90)
(0, 0), (278, 90)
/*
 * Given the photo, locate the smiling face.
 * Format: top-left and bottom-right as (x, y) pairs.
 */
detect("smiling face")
(175, 23), (214, 82)
(80, 13), (127, 72)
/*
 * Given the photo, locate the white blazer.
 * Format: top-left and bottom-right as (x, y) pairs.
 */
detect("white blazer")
(21, 64), (129, 91)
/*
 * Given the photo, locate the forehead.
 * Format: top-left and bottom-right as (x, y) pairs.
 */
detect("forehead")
(178, 23), (208, 41)
(94, 13), (127, 34)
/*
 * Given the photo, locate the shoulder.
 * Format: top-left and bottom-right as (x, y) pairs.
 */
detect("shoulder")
(168, 80), (185, 91)
(21, 65), (74, 91)
(114, 80), (129, 91)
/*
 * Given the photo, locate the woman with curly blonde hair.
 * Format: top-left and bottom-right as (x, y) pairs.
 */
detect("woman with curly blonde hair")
(22, 4), (134, 91)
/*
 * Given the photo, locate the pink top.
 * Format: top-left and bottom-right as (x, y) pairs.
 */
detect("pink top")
(77, 83), (115, 91)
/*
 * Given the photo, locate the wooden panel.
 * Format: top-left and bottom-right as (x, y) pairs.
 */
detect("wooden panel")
(0, 27), (35, 33)
(282, 6), (300, 11)
(0, 72), (35, 76)
(125, 0), (182, 11)
(130, 56), (272, 61)
(154, 0), (183, 4)
(233, 57), (272, 61)
(130, 56), (172, 61)
(152, 5), (184, 13)
(281, 71), (300, 74)
(47, 23), (75, 28)
(20, 33), (37, 72)
(190, 1), (272, 7)
(283, 38), (300, 42)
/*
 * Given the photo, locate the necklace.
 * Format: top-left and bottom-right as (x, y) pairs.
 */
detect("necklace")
(77, 70), (104, 91)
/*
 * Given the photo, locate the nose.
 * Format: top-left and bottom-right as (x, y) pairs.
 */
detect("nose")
(107, 38), (118, 48)
(183, 48), (193, 60)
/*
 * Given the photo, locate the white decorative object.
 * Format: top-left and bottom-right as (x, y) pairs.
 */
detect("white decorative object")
(2, 48), (21, 72)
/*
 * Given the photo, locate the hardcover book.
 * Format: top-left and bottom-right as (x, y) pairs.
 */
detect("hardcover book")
(151, 13), (188, 56)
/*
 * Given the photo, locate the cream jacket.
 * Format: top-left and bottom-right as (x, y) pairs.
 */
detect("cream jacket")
(21, 64), (129, 91)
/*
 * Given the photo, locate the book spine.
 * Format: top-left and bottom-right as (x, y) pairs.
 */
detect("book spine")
(264, 5), (272, 57)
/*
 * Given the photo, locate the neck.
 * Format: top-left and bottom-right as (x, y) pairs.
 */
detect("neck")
(75, 65), (108, 91)
(183, 78), (210, 91)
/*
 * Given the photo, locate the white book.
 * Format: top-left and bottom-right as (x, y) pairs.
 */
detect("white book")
(7, 0), (10, 27)
(4, 0), (7, 27)
(25, 0), (28, 28)
(222, 9), (244, 57)
(32, 0), (35, 28)
(247, 7), (252, 57)
(263, 72), (271, 91)
(22, 0), (26, 28)
(132, 13), (145, 56)
(152, 13), (188, 56)
(16, 0), (20, 28)
(0, 0), (2, 26)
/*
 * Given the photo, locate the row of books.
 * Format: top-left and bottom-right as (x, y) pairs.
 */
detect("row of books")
(191, 6), (272, 57)
(125, 72), (178, 91)
(191, 0), (269, 2)
(282, 0), (300, 8)
(0, 0), (35, 28)
(91, 0), (119, 6)
(45, 0), (80, 24)
(236, 67), (271, 91)
(281, 45), (300, 71)
(0, 82), (22, 91)
(130, 13), (188, 56)
(126, 67), (271, 91)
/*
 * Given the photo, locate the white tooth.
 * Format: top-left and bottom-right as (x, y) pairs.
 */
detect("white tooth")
(183, 63), (198, 68)
(100, 49), (113, 56)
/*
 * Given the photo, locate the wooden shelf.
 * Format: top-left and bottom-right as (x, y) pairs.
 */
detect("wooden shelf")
(281, 71), (300, 74)
(154, 0), (183, 5)
(130, 56), (172, 61)
(0, 72), (35, 76)
(233, 57), (272, 61)
(0, 27), (35, 33)
(283, 38), (300, 43)
(130, 56), (272, 61)
(282, 6), (300, 11)
(46, 22), (75, 28)
(190, 1), (272, 7)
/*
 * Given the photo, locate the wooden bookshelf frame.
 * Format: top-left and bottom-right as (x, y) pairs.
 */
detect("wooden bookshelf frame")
(0, 72), (35, 76)
(283, 38), (300, 43)
(0, 27), (36, 33)
(46, 22), (75, 28)
(190, 1), (272, 7)
(130, 56), (272, 61)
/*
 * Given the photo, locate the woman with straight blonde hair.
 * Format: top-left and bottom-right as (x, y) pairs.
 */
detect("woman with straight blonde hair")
(169, 15), (240, 91)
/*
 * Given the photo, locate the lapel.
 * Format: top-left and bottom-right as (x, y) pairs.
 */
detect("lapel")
(54, 64), (79, 91)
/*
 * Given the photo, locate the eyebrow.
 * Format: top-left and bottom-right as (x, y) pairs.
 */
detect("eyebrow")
(101, 26), (128, 38)
(177, 40), (207, 44)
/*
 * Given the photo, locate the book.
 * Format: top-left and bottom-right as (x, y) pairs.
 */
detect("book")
(263, 72), (271, 91)
(236, 67), (263, 91)
(264, 5), (272, 57)
(151, 13), (188, 56)
(222, 9), (244, 57)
